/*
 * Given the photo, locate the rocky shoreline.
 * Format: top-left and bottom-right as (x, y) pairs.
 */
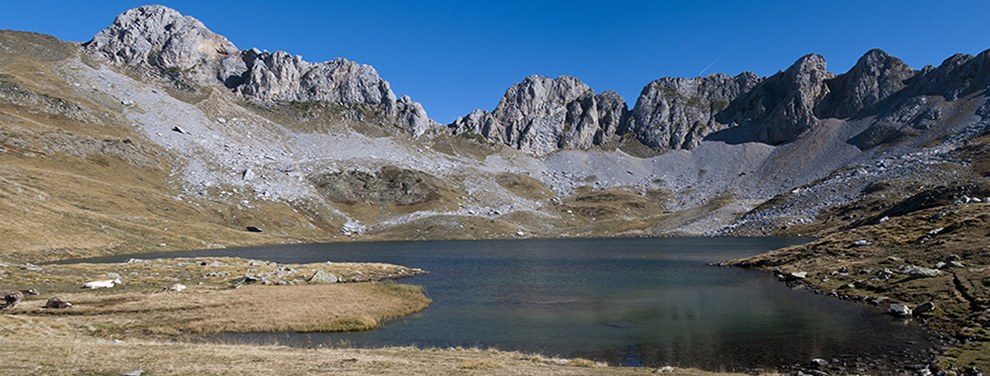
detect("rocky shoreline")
(713, 262), (980, 376)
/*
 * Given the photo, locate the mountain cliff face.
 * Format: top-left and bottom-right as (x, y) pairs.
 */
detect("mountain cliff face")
(627, 72), (761, 150)
(816, 49), (916, 119)
(458, 49), (990, 156)
(448, 75), (628, 156)
(451, 53), (837, 153)
(84, 5), (438, 136)
(5, 4), (990, 259)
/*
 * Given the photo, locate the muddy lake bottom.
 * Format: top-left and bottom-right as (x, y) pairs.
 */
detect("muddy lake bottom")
(74, 237), (940, 372)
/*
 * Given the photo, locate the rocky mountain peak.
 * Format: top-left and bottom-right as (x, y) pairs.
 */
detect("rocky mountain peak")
(816, 49), (915, 119)
(449, 75), (628, 156)
(85, 5), (239, 84)
(913, 49), (990, 101)
(628, 72), (762, 150)
(713, 53), (833, 145)
(85, 5), (438, 136)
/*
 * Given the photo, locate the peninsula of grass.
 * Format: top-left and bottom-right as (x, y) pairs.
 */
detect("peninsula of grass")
(0, 257), (430, 337)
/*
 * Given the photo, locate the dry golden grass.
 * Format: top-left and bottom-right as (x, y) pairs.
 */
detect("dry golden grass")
(0, 257), (429, 336)
(20, 283), (429, 336)
(0, 314), (757, 376)
(495, 172), (555, 201)
(730, 200), (990, 372)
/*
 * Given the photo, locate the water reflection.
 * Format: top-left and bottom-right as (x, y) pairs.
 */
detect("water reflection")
(65, 237), (934, 371)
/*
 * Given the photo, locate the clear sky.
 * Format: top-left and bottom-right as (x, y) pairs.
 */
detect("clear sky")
(3, 1), (989, 124)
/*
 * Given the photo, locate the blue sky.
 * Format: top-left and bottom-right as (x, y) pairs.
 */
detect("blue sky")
(4, 1), (989, 124)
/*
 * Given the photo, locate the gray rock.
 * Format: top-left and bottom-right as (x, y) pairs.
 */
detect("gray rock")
(84, 5), (238, 85)
(85, 6), (439, 137)
(810, 358), (829, 369)
(44, 297), (72, 309)
(872, 268), (894, 281)
(233, 51), (439, 135)
(889, 303), (913, 317)
(728, 54), (833, 145)
(449, 75), (628, 156)
(816, 49), (915, 119)
(310, 270), (339, 284)
(904, 266), (941, 278)
(628, 72), (760, 150)
(785, 271), (808, 281)
(914, 302), (936, 315)
(949, 261), (966, 268)
(853, 240), (873, 246)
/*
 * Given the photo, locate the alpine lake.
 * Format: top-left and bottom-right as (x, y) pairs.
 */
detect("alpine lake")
(69, 237), (938, 371)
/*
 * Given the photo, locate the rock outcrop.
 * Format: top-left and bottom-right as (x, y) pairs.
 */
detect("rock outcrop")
(84, 5), (238, 84)
(816, 49), (916, 119)
(448, 75), (628, 156)
(456, 54), (836, 154)
(627, 72), (761, 150)
(85, 5), (438, 136)
(88, 6), (990, 155)
(846, 50), (990, 149)
(716, 53), (833, 145)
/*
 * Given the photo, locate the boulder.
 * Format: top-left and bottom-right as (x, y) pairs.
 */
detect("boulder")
(44, 297), (72, 309)
(310, 270), (339, 284)
(914, 302), (936, 315)
(903, 266), (941, 278)
(246, 226), (263, 232)
(889, 303), (913, 317)
(809, 358), (829, 369)
(785, 271), (808, 280)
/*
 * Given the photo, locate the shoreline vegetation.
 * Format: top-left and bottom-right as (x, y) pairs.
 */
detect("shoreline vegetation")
(0, 255), (738, 375)
(728, 200), (990, 375)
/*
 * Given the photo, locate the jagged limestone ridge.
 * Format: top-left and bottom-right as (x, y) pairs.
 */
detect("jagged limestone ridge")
(448, 75), (628, 156)
(628, 72), (761, 150)
(84, 5), (438, 136)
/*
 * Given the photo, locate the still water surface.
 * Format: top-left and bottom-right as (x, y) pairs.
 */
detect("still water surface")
(73, 237), (934, 370)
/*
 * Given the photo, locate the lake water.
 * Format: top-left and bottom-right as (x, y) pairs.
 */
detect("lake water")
(69, 237), (936, 371)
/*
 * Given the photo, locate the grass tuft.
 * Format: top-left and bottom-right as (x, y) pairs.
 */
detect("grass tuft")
(456, 360), (505, 370)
